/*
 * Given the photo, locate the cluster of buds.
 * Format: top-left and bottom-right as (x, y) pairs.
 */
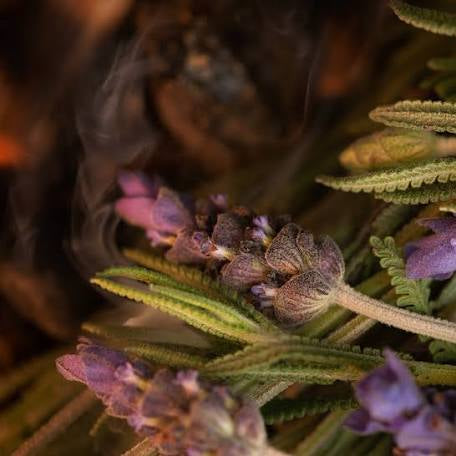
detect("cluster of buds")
(345, 350), (456, 455)
(57, 339), (267, 455)
(115, 171), (345, 326)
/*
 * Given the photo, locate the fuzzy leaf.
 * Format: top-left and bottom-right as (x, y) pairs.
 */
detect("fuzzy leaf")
(90, 277), (273, 344)
(428, 340), (456, 363)
(261, 396), (357, 424)
(370, 236), (431, 314)
(122, 250), (279, 332)
(390, 0), (456, 37)
(374, 180), (456, 204)
(370, 100), (456, 133)
(317, 158), (456, 193)
(124, 342), (208, 369)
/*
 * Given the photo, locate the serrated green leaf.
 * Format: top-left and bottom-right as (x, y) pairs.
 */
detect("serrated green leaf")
(122, 250), (279, 332)
(317, 158), (456, 193)
(374, 180), (456, 204)
(370, 100), (456, 133)
(90, 277), (272, 344)
(370, 236), (431, 314)
(124, 342), (208, 369)
(428, 340), (456, 363)
(261, 396), (357, 424)
(390, 0), (456, 36)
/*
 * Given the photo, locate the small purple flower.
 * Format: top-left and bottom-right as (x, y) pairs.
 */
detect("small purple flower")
(345, 349), (456, 455)
(115, 171), (194, 247)
(405, 217), (456, 280)
(57, 341), (267, 455)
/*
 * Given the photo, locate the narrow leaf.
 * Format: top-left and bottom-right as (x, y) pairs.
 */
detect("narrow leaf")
(261, 396), (357, 424)
(370, 100), (456, 133)
(390, 0), (456, 37)
(317, 158), (456, 193)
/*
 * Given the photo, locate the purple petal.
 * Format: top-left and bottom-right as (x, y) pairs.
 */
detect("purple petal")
(78, 342), (128, 398)
(115, 197), (156, 229)
(354, 350), (424, 425)
(395, 405), (456, 454)
(405, 236), (456, 280)
(118, 170), (161, 197)
(417, 217), (456, 234)
(56, 355), (87, 384)
(150, 188), (194, 235)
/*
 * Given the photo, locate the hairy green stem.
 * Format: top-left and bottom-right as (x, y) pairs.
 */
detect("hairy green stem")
(11, 390), (95, 456)
(335, 282), (456, 343)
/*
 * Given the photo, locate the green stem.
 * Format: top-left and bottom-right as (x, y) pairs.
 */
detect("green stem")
(11, 390), (95, 456)
(335, 282), (456, 344)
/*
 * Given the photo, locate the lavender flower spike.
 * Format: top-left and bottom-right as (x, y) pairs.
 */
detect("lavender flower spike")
(405, 216), (456, 280)
(345, 349), (456, 455)
(57, 340), (269, 455)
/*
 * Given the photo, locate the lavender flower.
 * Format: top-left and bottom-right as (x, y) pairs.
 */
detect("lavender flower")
(115, 171), (348, 326)
(405, 217), (456, 280)
(115, 170), (194, 247)
(345, 350), (456, 455)
(57, 340), (267, 455)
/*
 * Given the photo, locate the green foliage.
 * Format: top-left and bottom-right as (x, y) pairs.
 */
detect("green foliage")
(370, 236), (431, 314)
(390, 0), (456, 37)
(261, 396), (357, 424)
(370, 100), (456, 133)
(317, 157), (456, 204)
(317, 158), (456, 193)
(374, 180), (456, 204)
(428, 340), (456, 363)
(124, 342), (208, 369)
(91, 275), (275, 344)
(122, 252), (279, 332)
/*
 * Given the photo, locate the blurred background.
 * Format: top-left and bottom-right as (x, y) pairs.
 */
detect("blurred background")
(0, 0), (453, 372)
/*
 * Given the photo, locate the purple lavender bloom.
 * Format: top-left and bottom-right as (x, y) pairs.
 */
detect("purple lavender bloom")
(345, 350), (456, 455)
(58, 341), (267, 455)
(405, 217), (456, 280)
(56, 338), (129, 401)
(115, 171), (194, 247)
(345, 350), (424, 434)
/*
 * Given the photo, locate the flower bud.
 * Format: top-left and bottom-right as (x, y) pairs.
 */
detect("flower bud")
(212, 213), (246, 251)
(165, 230), (211, 264)
(273, 270), (334, 326)
(339, 128), (437, 172)
(265, 223), (306, 275)
(221, 253), (269, 291)
(266, 223), (345, 281)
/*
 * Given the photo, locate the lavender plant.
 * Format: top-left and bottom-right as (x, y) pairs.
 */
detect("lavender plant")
(6, 1), (456, 455)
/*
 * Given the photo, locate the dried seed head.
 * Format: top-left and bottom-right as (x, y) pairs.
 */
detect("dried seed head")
(212, 213), (246, 250)
(221, 253), (269, 291)
(273, 270), (334, 326)
(165, 230), (211, 264)
(299, 234), (345, 280)
(266, 223), (345, 280)
(265, 223), (306, 275)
